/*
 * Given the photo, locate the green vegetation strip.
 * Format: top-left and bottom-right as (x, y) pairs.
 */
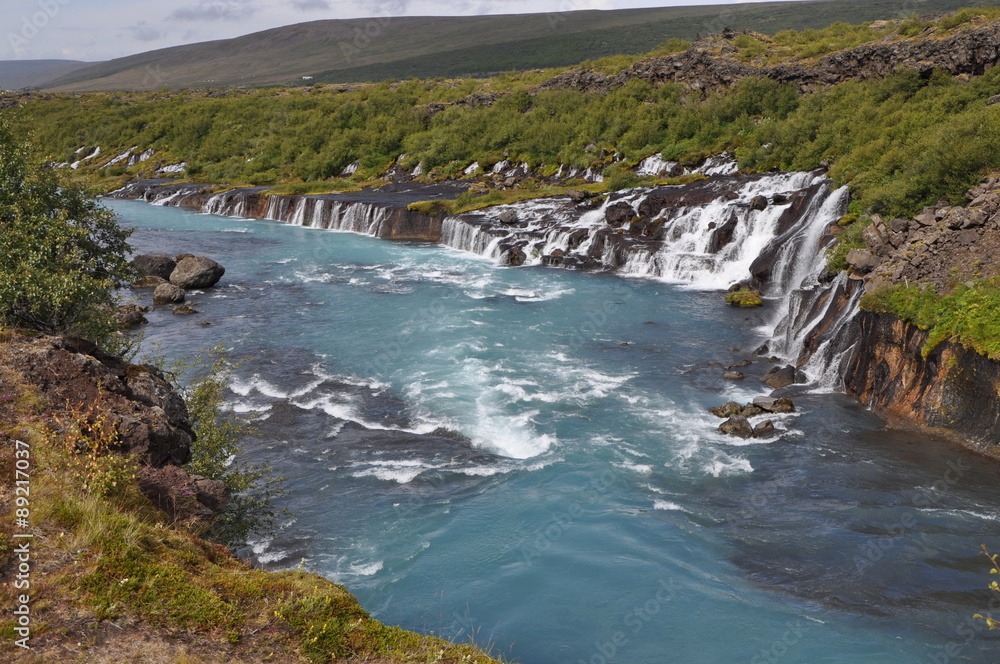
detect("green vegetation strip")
(860, 279), (1000, 359)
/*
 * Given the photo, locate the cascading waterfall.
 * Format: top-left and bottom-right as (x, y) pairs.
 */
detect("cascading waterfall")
(121, 170), (864, 388)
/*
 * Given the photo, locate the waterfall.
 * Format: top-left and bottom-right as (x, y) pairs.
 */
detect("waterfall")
(440, 217), (510, 258)
(438, 171), (838, 288)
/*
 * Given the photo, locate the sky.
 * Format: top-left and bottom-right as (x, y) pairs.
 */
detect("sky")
(2, 0), (811, 62)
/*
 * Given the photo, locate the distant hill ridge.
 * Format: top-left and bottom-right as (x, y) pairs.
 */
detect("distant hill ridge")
(33, 0), (1000, 91)
(0, 59), (91, 90)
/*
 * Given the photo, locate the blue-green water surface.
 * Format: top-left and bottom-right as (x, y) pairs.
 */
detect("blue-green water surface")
(112, 198), (1000, 664)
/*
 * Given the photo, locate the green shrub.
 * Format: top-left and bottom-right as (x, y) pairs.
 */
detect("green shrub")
(603, 163), (640, 191)
(177, 347), (286, 549)
(0, 116), (134, 342)
(825, 215), (869, 273)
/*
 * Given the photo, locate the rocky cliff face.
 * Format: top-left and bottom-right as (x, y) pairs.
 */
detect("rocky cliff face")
(842, 311), (1000, 457)
(2, 332), (226, 518)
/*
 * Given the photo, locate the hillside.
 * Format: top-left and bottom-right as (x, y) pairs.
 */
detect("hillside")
(0, 60), (93, 91)
(39, 0), (998, 91)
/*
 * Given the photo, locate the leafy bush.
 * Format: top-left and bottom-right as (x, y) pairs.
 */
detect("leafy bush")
(48, 392), (138, 498)
(0, 116), (134, 341)
(178, 347), (286, 549)
(603, 163), (640, 191)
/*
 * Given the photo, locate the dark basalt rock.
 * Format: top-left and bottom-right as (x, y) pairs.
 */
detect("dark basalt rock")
(842, 311), (1000, 456)
(720, 414), (753, 438)
(762, 364), (799, 389)
(605, 201), (634, 227)
(710, 400), (743, 418)
(5, 334), (194, 467)
(752, 420), (777, 438)
(498, 209), (520, 225)
(753, 396), (795, 413)
(502, 246), (527, 267)
(132, 275), (168, 288)
(708, 211), (739, 253)
(132, 254), (176, 280)
(114, 303), (149, 327)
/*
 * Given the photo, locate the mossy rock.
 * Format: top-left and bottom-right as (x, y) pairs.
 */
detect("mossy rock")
(725, 289), (764, 308)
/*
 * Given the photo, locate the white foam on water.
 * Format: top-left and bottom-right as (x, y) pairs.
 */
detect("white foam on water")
(348, 560), (384, 576)
(350, 460), (438, 483)
(228, 401), (272, 414)
(653, 500), (691, 513)
(703, 454), (754, 477)
(615, 461), (653, 475)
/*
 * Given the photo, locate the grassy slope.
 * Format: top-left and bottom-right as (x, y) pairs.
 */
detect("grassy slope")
(41, 0), (995, 91)
(0, 330), (501, 663)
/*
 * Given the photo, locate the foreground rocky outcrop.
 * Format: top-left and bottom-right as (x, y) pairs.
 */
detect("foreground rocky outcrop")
(0, 332), (229, 517)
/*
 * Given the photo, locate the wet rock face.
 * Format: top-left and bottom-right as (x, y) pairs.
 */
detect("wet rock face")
(605, 201), (634, 227)
(153, 282), (186, 304)
(843, 312), (1000, 456)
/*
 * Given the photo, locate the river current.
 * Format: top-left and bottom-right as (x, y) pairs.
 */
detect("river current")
(110, 197), (1000, 663)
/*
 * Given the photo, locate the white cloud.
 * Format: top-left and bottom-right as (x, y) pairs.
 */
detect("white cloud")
(129, 20), (166, 42)
(291, 0), (332, 10)
(168, 0), (258, 22)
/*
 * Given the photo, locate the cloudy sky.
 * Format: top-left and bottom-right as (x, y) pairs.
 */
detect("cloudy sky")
(2, 0), (808, 62)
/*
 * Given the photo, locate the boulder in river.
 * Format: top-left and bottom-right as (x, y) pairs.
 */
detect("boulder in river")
(720, 415), (753, 438)
(132, 254), (177, 280)
(132, 275), (168, 288)
(754, 396), (795, 413)
(170, 255), (225, 289)
(752, 420), (777, 438)
(762, 365), (799, 389)
(153, 283), (186, 305)
(710, 400), (744, 418)
(114, 303), (149, 327)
